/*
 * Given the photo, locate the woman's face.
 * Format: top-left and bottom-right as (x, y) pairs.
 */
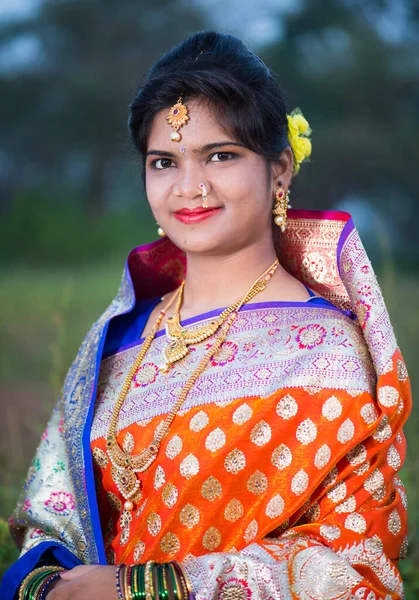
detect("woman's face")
(145, 98), (292, 256)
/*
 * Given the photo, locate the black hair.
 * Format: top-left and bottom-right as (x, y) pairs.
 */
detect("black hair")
(128, 30), (291, 184)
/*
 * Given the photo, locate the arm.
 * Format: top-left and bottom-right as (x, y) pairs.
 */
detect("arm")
(0, 395), (83, 600)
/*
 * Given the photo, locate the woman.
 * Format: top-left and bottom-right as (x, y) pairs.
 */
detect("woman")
(1, 30), (411, 600)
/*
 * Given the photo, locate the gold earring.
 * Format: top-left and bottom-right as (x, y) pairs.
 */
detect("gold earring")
(198, 183), (208, 208)
(157, 225), (165, 237)
(273, 187), (291, 231)
(166, 96), (189, 142)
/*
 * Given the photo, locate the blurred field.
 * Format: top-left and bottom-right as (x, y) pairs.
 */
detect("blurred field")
(0, 263), (418, 593)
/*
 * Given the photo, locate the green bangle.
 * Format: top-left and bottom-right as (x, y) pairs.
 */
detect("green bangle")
(139, 564), (145, 600)
(161, 565), (167, 600)
(26, 573), (44, 600)
(164, 564), (170, 600)
(167, 562), (180, 600)
(156, 564), (163, 600)
(25, 571), (50, 600)
(131, 565), (138, 600)
(163, 564), (172, 600)
(19, 567), (64, 600)
(144, 560), (155, 600)
(152, 563), (159, 599)
(132, 564), (142, 600)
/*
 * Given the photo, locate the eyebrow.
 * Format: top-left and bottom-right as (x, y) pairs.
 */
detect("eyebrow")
(146, 141), (246, 158)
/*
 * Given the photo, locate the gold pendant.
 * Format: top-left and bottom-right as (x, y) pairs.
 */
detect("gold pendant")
(162, 316), (221, 369)
(107, 438), (160, 500)
(111, 465), (141, 500)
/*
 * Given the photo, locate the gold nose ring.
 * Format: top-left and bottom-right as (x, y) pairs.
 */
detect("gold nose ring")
(198, 183), (208, 208)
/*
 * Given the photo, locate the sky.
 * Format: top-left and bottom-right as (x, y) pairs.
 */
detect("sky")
(0, 0), (413, 75)
(0, 0), (40, 21)
(0, 0), (300, 74)
(0, 0), (300, 46)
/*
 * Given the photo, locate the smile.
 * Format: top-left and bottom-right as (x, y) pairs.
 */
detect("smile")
(173, 207), (222, 224)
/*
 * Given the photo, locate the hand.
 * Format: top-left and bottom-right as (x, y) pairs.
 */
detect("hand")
(46, 565), (119, 600)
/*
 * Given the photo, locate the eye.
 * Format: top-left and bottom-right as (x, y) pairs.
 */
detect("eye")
(209, 152), (236, 162)
(151, 158), (174, 170)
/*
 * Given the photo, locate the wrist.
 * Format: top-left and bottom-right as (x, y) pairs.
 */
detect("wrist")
(19, 566), (65, 600)
(116, 562), (193, 600)
(46, 576), (63, 591)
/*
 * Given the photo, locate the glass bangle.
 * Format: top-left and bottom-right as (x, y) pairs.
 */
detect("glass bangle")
(134, 564), (144, 600)
(126, 565), (134, 600)
(25, 572), (45, 599)
(132, 564), (139, 600)
(37, 572), (63, 600)
(157, 564), (165, 600)
(167, 562), (180, 600)
(134, 564), (143, 600)
(166, 563), (175, 599)
(19, 567), (64, 600)
(144, 560), (155, 600)
(175, 563), (194, 600)
(161, 564), (169, 600)
(152, 563), (160, 598)
(173, 562), (188, 600)
(115, 564), (124, 600)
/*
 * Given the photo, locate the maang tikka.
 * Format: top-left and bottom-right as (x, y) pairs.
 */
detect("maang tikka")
(273, 184), (291, 231)
(167, 96), (189, 142)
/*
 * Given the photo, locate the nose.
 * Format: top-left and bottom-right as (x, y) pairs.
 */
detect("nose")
(173, 162), (206, 201)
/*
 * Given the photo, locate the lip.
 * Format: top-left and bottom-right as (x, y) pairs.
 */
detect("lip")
(174, 207), (222, 224)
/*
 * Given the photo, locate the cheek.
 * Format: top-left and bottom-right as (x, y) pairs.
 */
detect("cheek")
(222, 172), (269, 217)
(145, 174), (166, 216)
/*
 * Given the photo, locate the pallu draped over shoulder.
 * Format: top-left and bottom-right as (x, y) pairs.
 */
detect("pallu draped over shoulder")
(1, 210), (411, 600)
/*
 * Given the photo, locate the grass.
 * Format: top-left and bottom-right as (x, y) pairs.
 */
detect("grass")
(0, 262), (418, 594)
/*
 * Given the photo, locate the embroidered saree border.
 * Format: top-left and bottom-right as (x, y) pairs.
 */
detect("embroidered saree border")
(338, 220), (398, 374)
(91, 307), (375, 441)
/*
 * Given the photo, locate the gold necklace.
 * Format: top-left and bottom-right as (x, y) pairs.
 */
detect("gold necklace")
(106, 258), (279, 511)
(162, 279), (266, 371)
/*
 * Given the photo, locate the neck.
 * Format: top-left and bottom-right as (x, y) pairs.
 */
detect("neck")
(181, 238), (280, 314)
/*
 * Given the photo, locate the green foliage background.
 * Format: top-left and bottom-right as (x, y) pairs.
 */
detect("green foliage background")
(0, 0), (418, 595)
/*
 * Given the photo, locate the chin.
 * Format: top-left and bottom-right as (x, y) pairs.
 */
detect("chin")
(168, 229), (227, 255)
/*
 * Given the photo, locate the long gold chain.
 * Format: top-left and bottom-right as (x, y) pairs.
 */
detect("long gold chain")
(106, 258), (279, 510)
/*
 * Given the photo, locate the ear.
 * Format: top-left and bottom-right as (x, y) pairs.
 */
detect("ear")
(270, 147), (294, 194)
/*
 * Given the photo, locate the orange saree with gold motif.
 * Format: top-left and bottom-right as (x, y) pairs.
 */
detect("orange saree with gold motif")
(4, 210), (411, 600)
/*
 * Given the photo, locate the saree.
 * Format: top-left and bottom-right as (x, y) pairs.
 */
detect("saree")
(1, 210), (411, 600)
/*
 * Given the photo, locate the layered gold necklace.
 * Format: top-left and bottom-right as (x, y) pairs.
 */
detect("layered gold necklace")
(106, 258), (279, 511)
(162, 278), (272, 372)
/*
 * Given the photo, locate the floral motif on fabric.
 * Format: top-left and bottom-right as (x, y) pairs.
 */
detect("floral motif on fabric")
(44, 492), (74, 517)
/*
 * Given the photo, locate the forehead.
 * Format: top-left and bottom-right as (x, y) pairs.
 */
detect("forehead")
(147, 98), (236, 149)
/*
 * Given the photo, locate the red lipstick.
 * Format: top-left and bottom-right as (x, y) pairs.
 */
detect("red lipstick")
(173, 206), (222, 224)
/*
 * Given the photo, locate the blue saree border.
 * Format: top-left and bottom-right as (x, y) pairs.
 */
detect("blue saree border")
(63, 262), (136, 564)
(82, 323), (110, 565)
(0, 542), (81, 600)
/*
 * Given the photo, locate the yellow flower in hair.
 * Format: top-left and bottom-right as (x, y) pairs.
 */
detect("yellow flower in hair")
(287, 115), (299, 139)
(300, 137), (312, 158)
(287, 107), (312, 176)
(293, 113), (309, 134)
(293, 137), (308, 163)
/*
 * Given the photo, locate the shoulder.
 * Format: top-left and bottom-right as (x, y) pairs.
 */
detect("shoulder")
(235, 304), (375, 398)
